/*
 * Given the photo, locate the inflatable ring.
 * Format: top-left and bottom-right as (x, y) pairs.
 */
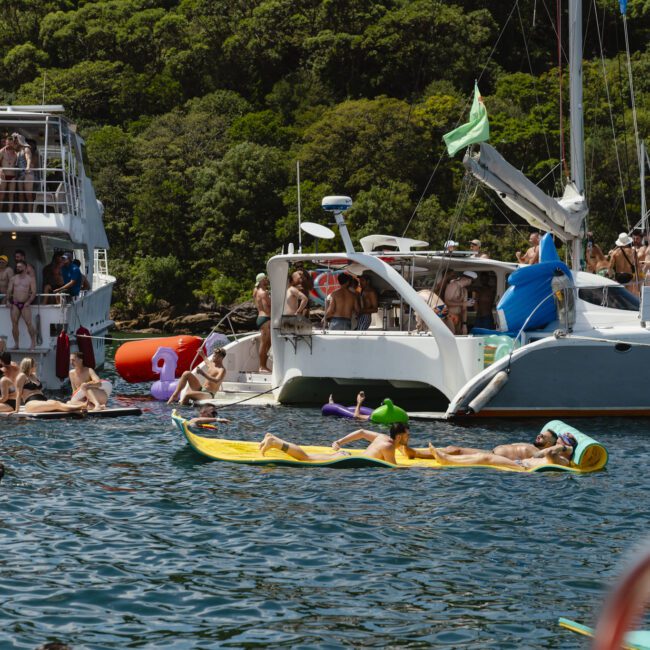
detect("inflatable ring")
(322, 402), (373, 418)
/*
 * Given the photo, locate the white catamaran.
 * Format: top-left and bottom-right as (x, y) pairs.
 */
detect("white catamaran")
(207, 0), (650, 418)
(0, 105), (114, 388)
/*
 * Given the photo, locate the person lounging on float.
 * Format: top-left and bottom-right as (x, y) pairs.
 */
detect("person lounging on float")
(259, 423), (429, 465)
(429, 428), (559, 461)
(430, 432), (578, 470)
(166, 347), (226, 405)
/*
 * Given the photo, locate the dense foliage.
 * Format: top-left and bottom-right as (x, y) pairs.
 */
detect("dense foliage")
(4, 0), (649, 312)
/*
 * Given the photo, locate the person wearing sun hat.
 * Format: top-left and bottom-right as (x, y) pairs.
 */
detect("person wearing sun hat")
(609, 232), (640, 294)
(0, 254), (13, 298)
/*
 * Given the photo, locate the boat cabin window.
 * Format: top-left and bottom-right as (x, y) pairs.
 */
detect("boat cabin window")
(578, 286), (640, 311)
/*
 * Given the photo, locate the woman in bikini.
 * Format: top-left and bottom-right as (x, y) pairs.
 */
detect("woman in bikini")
(14, 357), (86, 414)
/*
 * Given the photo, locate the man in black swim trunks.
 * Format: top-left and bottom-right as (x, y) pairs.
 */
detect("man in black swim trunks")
(253, 272), (272, 373)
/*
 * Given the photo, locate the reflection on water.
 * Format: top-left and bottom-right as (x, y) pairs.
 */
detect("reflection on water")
(0, 348), (649, 648)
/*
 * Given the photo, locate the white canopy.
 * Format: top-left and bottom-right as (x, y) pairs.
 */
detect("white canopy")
(463, 143), (586, 240)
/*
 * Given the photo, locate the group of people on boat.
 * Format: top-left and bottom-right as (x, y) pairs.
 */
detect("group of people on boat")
(0, 131), (39, 211)
(0, 347), (112, 414)
(0, 249), (88, 350)
(585, 229), (650, 295)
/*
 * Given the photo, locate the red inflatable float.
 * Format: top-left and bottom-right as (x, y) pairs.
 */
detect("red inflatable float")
(115, 335), (203, 383)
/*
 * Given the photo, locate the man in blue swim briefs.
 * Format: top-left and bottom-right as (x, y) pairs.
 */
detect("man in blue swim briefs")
(253, 272), (272, 373)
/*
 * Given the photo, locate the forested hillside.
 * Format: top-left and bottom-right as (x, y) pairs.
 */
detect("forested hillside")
(4, 0), (649, 314)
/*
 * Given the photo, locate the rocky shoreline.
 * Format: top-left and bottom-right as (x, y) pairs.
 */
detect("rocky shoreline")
(113, 302), (325, 335)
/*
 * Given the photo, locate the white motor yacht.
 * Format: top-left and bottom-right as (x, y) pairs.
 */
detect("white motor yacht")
(0, 105), (114, 388)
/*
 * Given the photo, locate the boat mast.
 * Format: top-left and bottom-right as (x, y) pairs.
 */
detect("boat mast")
(569, 0), (586, 270)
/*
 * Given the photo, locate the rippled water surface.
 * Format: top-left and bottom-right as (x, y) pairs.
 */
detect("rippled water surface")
(1, 347), (650, 649)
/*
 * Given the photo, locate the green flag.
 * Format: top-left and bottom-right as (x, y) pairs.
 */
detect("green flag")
(443, 83), (490, 156)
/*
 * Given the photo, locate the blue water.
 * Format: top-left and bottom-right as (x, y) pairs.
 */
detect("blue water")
(1, 350), (650, 648)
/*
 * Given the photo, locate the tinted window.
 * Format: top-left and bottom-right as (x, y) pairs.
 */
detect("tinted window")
(578, 286), (640, 311)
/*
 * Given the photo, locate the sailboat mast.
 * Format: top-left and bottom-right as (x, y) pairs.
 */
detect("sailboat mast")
(569, 0), (586, 270)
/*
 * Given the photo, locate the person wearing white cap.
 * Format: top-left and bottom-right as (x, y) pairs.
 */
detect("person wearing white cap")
(516, 232), (540, 265)
(443, 271), (476, 334)
(609, 232), (640, 294)
(253, 272), (272, 373)
(469, 239), (481, 257)
(444, 240), (459, 253)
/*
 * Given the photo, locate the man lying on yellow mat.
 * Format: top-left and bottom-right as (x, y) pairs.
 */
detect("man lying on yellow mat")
(258, 423), (429, 464)
(430, 432), (578, 470)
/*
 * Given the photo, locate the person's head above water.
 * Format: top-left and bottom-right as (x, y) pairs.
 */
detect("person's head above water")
(198, 404), (217, 418)
(389, 422), (410, 444)
(535, 429), (558, 449)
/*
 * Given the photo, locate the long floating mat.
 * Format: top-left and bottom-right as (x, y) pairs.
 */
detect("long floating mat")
(172, 414), (605, 472)
(5, 407), (143, 420)
(558, 617), (650, 649)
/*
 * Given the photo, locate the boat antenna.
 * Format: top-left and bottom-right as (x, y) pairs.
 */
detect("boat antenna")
(321, 196), (355, 254)
(297, 160), (302, 253)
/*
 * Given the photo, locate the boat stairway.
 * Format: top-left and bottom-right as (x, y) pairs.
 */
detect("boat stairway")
(221, 371), (273, 393)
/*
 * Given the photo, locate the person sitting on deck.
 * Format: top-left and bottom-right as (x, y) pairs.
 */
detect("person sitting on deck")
(516, 232), (540, 265)
(258, 422), (430, 464)
(429, 432), (578, 470)
(0, 351), (20, 412)
(167, 347), (227, 405)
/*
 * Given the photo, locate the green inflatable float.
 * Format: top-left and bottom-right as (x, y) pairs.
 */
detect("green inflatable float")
(370, 398), (409, 425)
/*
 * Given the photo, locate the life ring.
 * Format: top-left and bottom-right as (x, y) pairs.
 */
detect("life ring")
(310, 270), (343, 306)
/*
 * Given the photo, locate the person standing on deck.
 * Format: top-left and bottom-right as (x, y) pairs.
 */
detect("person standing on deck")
(253, 272), (272, 373)
(6, 261), (37, 349)
(324, 274), (359, 330)
(356, 273), (378, 330)
(444, 271), (476, 335)
(609, 233), (639, 295)
(0, 255), (13, 301)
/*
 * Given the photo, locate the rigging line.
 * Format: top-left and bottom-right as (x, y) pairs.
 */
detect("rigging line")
(593, 1), (630, 230)
(477, 186), (534, 245)
(401, 152), (445, 238)
(557, 0), (569, 179)
(516, 3), (554, 170)
(615, 19), (633, 211)
(622, 13), (642, 186)
(477, 0), (521, 86)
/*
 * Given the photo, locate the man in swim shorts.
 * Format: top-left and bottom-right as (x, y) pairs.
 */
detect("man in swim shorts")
(425, 428), (560, 461)
(0, 254), (13, 298)
(6, 260), (37, 349)
(253, 272), (272, 373)
(259, 422), (427, 464)
(167, 347), (227, 405)
(324, 273), (358, 330)
(430, 432), (578, 470)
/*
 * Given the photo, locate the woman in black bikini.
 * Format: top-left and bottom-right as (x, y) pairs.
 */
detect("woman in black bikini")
(14, 358), (86, 414)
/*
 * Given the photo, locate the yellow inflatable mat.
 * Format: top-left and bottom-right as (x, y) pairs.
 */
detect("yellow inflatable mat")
(173, 414), (607, 473)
